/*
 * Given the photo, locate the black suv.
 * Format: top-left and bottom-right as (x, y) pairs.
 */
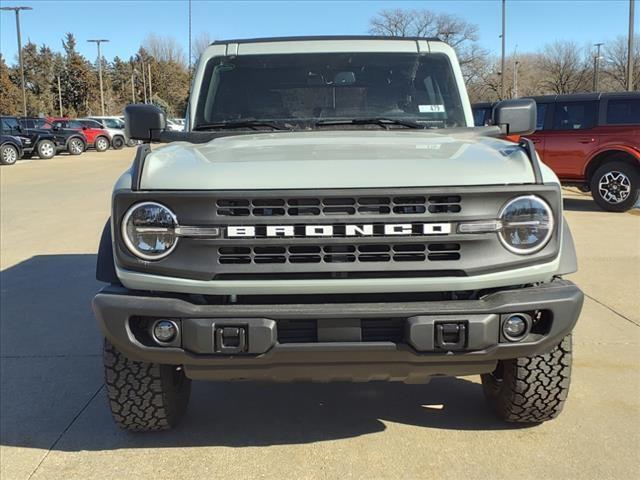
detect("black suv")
(0, 134), (23, 165)
(0, 116), (58, 159)
(18, 117), (87, 156)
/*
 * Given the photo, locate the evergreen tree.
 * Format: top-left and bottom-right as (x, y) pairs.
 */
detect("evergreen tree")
(60, 33), (96, 116)
(0, 54), (22, 115)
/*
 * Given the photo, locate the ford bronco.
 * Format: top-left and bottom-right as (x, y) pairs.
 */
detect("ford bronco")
(93, 36), (583, 431)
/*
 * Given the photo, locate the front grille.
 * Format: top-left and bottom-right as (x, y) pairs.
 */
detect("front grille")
(216, 195), (461, 217)
(218, 243), (461, 265)
(361, 318), (405, 342)
(276, 318), (405, 344)
(277, 319), (317, 343)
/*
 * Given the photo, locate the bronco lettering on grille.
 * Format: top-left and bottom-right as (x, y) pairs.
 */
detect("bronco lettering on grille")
(227, 223), (452, 238)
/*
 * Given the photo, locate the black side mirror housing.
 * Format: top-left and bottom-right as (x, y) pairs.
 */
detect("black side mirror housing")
(124, 104), (166, 142)
(492, 99), (536, 135)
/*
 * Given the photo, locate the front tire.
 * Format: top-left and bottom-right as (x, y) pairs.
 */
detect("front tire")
(68, 137), (85, 155)
(0, 144), (19, 165)
(36, 139), (56, 159)
(94, 136), (110, 152)
(103, 340), (191, 431)
(590, 161), (639, 212)
(112, 135), (125, 149)
(481, 335), (572, 423)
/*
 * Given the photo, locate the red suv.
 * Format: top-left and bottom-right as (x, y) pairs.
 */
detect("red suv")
(473, 93), (639, 212)
(46, 117), (111, 152)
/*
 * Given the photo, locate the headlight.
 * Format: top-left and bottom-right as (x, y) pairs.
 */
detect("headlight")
(498, 195), (554, 254)
(122, 202), (178, 260)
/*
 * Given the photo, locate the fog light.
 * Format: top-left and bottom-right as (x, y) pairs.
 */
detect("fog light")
(152, 319), (178, 343)
(503, 314), (528, 341)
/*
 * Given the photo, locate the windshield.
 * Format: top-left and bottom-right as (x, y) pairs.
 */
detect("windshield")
(195, 52), (466, 129)
(33, 119), (53, 129)
(100, 118), (124, 129)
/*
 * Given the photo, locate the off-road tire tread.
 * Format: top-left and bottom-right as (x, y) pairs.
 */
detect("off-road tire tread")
(103, 340), (190, 432)
(482, 335), (572, 423)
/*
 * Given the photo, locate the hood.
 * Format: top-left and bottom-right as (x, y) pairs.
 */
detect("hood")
(140, 130), (538, 190)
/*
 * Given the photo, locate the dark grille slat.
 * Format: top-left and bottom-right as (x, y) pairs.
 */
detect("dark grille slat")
(216, 194), (462, 216)
(218, 243), (461, 265)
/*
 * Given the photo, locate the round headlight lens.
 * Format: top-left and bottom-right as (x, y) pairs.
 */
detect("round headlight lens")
(122, 202), (178, 260)
(498, 195), (554, 254)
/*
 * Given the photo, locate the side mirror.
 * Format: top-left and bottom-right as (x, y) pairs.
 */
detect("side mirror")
(125, 104), (166, 142)
(82, 126), (88, 130)
(492, 99), (536, 135)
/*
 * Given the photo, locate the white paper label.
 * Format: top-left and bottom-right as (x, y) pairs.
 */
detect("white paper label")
(419, 104), (445, 113)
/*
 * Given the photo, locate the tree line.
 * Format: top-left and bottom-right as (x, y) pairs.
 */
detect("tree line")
(0, 33), (190, 118)
(369, 9), (639, 102)
(1, 10), (638, 118)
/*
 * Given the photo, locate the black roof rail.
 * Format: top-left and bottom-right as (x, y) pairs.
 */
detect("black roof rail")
(210, 35), (441, 46)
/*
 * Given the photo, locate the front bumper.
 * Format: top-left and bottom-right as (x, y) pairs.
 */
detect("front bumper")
(93, 279), (582, 383)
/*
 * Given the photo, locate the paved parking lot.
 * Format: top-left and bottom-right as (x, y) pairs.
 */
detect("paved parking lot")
(1, 149), (639, 480)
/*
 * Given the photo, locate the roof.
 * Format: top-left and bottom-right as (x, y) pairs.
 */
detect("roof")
(210, 35), (441, 46)
(528, 91), (640, 103)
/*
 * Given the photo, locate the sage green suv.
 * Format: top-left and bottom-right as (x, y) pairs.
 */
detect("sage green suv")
(93, 36), (582, 431)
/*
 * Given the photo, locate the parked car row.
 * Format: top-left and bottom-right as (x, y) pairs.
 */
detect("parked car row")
(0, 115), (137, 165)
(472, 92), (640, 212)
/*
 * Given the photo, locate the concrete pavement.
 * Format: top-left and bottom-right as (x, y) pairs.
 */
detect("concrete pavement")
(1, 149), (638, 479)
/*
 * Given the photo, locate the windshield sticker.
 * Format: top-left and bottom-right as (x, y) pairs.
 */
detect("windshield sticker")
(419, 104), (445, 113)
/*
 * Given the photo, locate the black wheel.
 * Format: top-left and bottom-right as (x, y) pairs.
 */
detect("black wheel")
(590, 161), (639, 212)
(94, 136), (110, 152)
(0, 144), (19, 165)
(68, 137), (85, 155)
(36, 139), (56, 159)
(481, 335), (572, 423)
(112, 136), (125, 150)
(126, 138), (140, 147)
(103, 339), (191, 431)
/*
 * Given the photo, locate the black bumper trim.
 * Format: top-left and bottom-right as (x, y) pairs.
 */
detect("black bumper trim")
(93, 279), (583, 382)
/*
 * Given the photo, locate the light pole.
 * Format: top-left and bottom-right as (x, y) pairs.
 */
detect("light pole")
(500, 0), (506, 99)
(57, 75), (63, 116)
(140, 59), (148, 103)
(87, 39), (109, 115)
(131, 70), (136, 103)
(188, 0), (192, 73)
(148, 62), (153, 103)
(513, 60), (519, 98)
(1, 6), (32, 116)
(628, 0), (635, 91)
(593, 43), (604, 92)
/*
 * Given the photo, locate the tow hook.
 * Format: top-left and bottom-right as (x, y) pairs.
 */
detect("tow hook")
(434, 322), (467, 350)
(215, 326), (247, 354)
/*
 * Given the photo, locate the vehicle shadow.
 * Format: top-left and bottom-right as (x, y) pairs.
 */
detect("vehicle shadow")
(0, 254), (531, 454)
(562, 196), (603, 212)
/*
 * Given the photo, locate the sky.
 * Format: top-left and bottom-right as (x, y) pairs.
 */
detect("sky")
(0, 0), (636, 66)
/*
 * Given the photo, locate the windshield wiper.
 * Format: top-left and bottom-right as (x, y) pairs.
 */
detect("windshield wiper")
(194, 120), (289, 131)
(315, 118), (430, 129)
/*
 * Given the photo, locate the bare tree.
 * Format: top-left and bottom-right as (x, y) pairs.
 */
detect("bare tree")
(143, 34), (186, 66)
(369, 8), (487, 74)
(538, 41), (591, 94)
(603, 35), (640, 91)
(192, 32), (214, 65)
